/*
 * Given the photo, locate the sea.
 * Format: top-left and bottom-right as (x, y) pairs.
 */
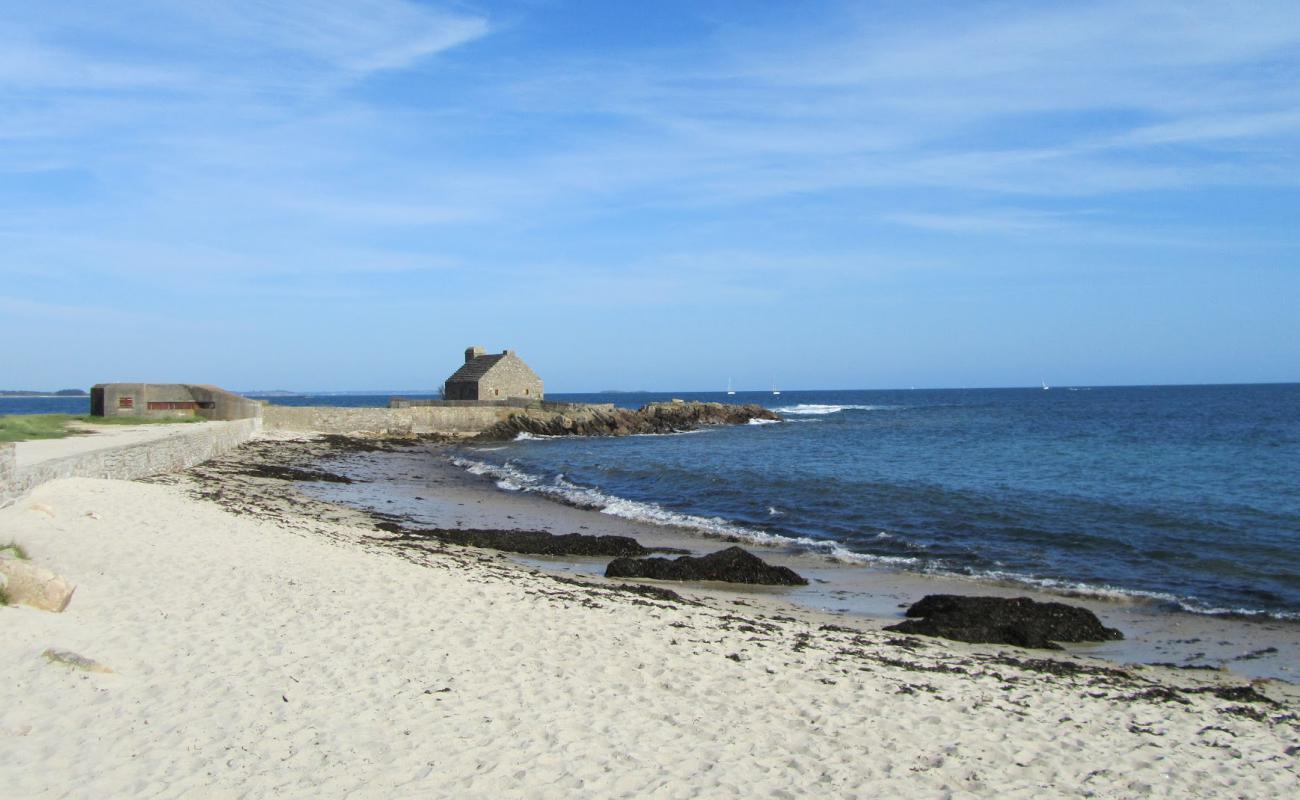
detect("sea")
(8, 384), (1299, 621)
(448, 384), (1300, 622)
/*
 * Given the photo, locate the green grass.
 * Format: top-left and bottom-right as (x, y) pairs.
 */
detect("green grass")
(0, 541), (25, 607)
(0, 414), (74, 442)
(0, 413), (203, 442)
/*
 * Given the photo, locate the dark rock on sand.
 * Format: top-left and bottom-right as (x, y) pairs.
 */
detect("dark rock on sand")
(884, 594), (1124, 650)
(605, 546), (808, 586)
(390, 525), (652, 557)
(477, 401), (779, 440)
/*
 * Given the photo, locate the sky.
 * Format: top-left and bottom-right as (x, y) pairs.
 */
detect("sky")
(1, 0), (1298, 392)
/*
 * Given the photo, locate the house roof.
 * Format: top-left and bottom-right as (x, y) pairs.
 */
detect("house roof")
(444, 354), (507, 384)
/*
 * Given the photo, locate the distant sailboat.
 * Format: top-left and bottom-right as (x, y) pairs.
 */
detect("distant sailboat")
(772, 382), (781, 396)
(1042, 379), (1050, 391)
(726, 378), (735, 396)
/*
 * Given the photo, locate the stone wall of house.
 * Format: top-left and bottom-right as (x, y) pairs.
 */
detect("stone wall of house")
(478, 352), (544, 401)
(0, 419), (261, 508)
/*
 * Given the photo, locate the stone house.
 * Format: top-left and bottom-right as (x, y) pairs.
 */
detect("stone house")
(443, 347), (544, 402)
(90, 384), (261, 421)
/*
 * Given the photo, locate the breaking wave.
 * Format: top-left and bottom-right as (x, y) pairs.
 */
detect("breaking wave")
(449, 455), (867, 561)
(773, 404), (896, 415)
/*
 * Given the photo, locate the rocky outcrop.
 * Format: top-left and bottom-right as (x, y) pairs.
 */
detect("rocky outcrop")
(605, 546), (808, 586)
(477, 401), (779, 440)
(884, 595), (1124, 650)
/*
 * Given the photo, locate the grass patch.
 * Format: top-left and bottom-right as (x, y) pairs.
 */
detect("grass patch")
(0, 414), (203, 442)
(0, 541), (21, 607)
(0, 414), (75, 442)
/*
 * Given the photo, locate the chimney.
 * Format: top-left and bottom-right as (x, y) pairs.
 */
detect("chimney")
(503, 349), (515, 356)
(465, 346), (485, 363)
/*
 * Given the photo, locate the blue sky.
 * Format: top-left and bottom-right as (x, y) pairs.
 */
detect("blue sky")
(2, 1), (1298, 392)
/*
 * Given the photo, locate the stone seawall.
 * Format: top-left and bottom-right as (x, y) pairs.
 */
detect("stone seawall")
(262, 405), (512, 437)
(0, 419), (261, 507)
(0, 443), (14, 487)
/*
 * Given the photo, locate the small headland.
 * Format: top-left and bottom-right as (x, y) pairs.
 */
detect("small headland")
(475, 400), (779, 440)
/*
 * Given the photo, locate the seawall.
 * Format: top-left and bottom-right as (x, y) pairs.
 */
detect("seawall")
(262, 405), (514, 437)
(0, 419), (261, 508)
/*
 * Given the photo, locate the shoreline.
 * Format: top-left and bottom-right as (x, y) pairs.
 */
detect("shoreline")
(282, 435), (1300, 682)
(3, 434), (1298, 796)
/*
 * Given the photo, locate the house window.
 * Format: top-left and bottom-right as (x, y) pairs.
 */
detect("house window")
(118, 396), (134, 409)
(524, 389), (530, 396)
(493, 388), (500, 396)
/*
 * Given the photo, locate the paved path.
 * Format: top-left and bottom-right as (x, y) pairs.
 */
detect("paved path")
(13, 422), (228, 468)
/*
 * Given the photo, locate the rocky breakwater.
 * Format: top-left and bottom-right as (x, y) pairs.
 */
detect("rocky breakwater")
(477, 400), (779, 440)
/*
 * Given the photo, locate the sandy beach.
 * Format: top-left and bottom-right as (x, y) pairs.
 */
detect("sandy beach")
(3, 435), (1298, 798)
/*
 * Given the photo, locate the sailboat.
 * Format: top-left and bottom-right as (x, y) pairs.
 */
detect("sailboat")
(726, 378), (735, 396)
(771, 382), (781, 396)
(1041, 379), (1050, 391)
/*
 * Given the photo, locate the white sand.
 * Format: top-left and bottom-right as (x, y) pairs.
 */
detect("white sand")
(2, 477), (1296, 798)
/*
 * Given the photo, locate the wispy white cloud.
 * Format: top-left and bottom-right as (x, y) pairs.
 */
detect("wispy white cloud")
(880, 208), (1299, 250)
(0, 1), (489, 89)
(3, 0), (1300, 337)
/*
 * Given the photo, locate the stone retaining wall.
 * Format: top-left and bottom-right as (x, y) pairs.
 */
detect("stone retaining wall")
(0, 443), (14, 487)
(262, 405), (511, 436)
(0, 419), (261, 508)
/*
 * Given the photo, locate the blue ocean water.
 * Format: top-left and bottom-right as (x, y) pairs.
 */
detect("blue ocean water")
(453, 385), (1300, 619)
(0, 396), (92, 415)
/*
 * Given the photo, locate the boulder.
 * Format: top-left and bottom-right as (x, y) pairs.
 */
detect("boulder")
(884, 594), (1124, 650)
(605, 546), (808, 586)
(0, 555), (76, 612)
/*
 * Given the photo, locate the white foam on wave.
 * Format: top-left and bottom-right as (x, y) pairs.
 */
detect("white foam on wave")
(935, 568), (1300, 621)
(514, 429), (714, 441)
(451, 455), (1298, 621)
(449, 455), (870, 562)
(747, 418), (779, 425)
(773, 404), (893, 415)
